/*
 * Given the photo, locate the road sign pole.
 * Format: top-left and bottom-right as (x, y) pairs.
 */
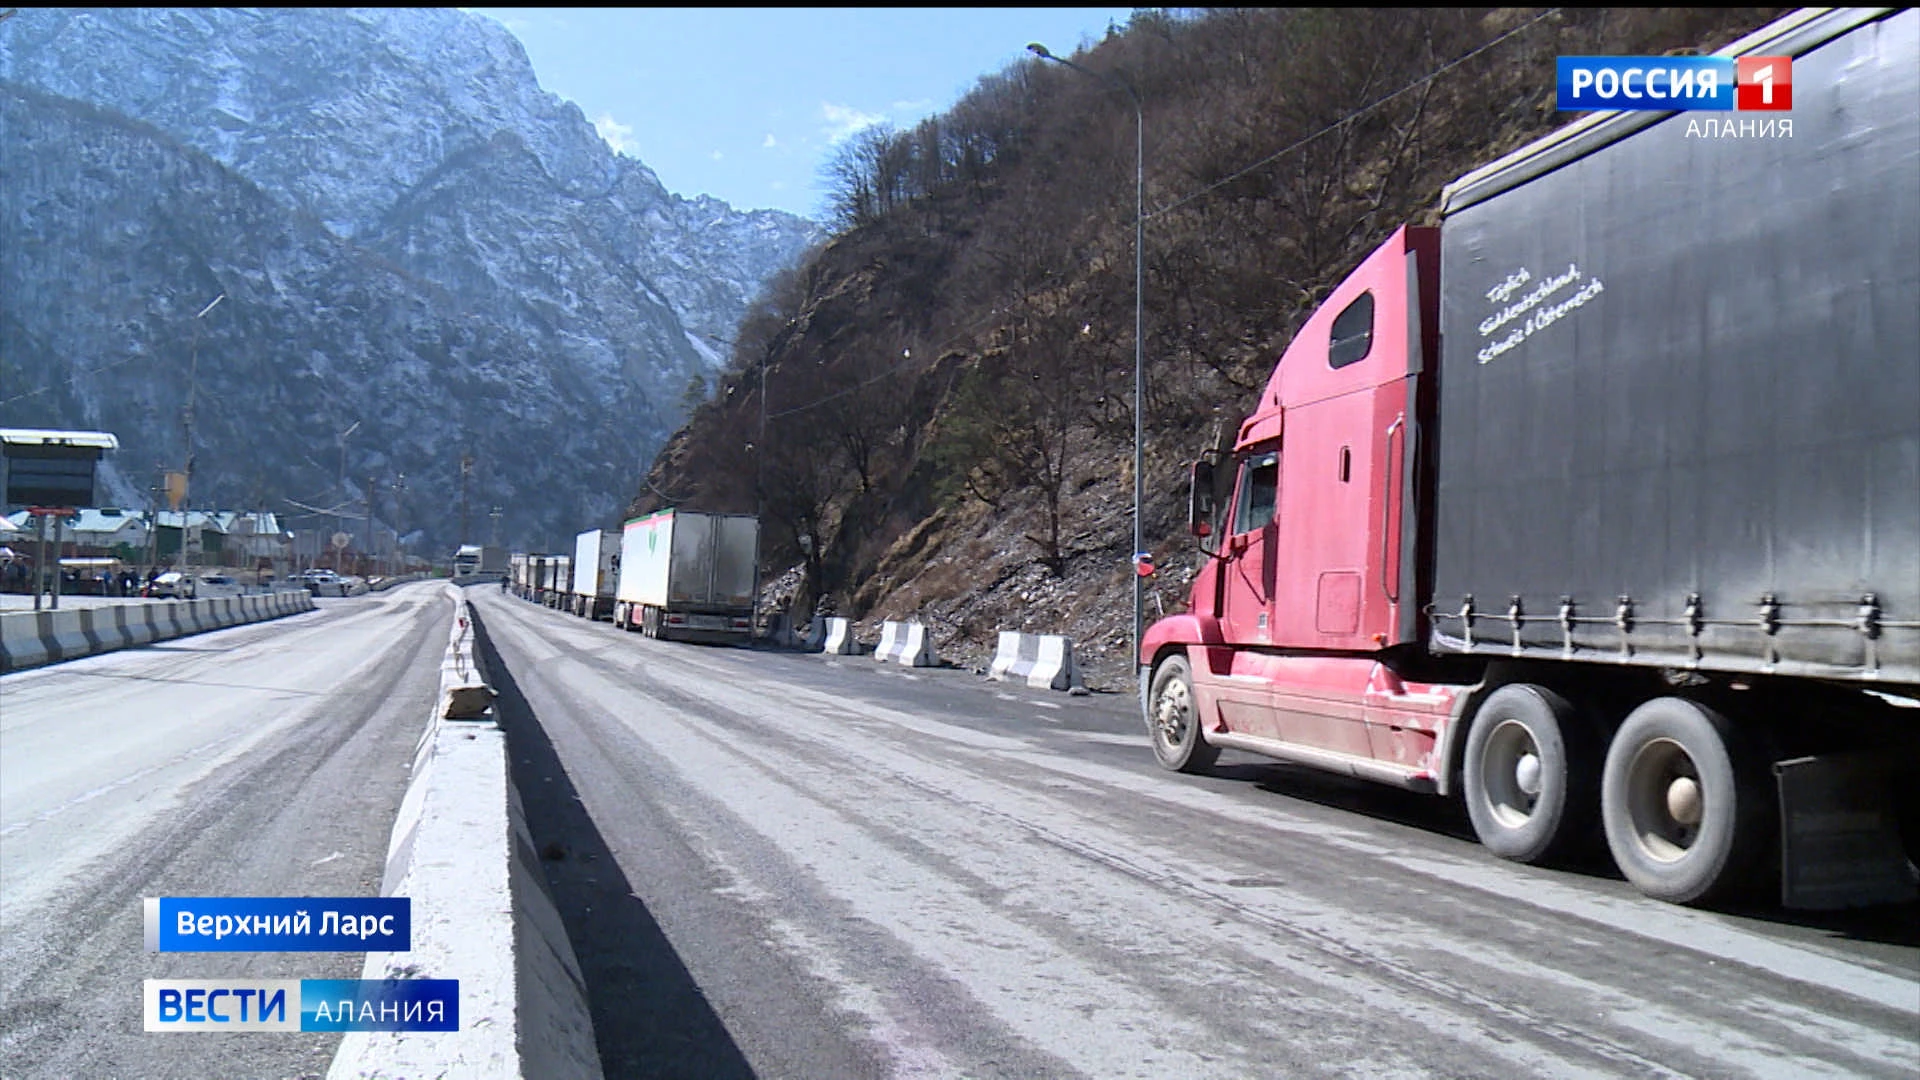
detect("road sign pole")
(33, 512), (45, 612)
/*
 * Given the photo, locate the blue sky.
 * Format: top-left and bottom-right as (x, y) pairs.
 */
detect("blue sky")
(469, 8), (1136, 221)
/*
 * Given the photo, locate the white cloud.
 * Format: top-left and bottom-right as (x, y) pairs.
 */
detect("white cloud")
(711, 150), (724, 161)
(820, 102), (885, 145)
(594, 112), (634, 156)
(762, 133), (778, 149)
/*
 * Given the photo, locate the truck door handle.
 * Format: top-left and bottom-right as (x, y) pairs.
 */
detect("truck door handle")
(1381, 415), (1403, 604)
(1229, 534), (1250, 555)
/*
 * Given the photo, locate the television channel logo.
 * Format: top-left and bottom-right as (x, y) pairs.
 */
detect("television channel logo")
(1557, 56), (1791, 111)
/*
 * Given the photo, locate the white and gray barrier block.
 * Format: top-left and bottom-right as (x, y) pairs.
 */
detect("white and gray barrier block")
(873, 620), (938, 667)
(124, 604), (156, 648)
(0, 613), (50, 672)
(0, 593), (317, 674)
(874, 621), (903, 662)
(47, 610), (89, 662)
(822, 616), (861, 655)
(989, 631), (1085, 692)
(328, 586), (601, 1080)
(90, 607), (130, 653)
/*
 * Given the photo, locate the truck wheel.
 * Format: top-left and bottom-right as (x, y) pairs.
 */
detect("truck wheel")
(1148, 656), (1219, 774)
(1601, 697), (1769, 904)
(1463, 684), (1592, 864)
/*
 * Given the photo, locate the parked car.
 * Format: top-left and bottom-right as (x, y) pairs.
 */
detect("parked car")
(150, 571), (194, 599)
(195, 574), (244, 598)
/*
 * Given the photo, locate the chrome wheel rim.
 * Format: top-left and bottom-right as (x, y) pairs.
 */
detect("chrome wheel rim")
(1153, 677), (1194, 753)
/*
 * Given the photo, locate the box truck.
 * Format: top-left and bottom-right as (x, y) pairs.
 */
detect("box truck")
(614, 509), (759, 643)
(541, 554), (571, 609)
(1140, 8), (1918, 907)
(570, 528), (619, 620)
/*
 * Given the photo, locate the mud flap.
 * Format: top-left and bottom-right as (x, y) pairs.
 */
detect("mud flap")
(1774, 755), (1919, 909)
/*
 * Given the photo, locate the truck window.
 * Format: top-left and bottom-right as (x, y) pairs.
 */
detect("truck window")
(1233, 452), (1279, 534)
(1329, 291), (1374, 369)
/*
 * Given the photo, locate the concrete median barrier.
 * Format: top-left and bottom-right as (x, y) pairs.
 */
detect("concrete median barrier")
(89, 607), (130, 653)
(162, 603), (185, 639)
(0, 612), (51, 672)
(328, 586), (601, 1080)
(124, 604), (156, 648)
(0, 592), (319, 675)
(47, 610), (89, 662)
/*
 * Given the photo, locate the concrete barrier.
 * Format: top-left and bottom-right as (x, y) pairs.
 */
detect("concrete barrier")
(158, 601), (187, 640)
(0, 613), (50, 672)
(124, 604), (156, 648)
(77, 607), (112, 653)
(46, 610), (89, 663)
(874, 620), (938, 667)
(1031, 634), (1084, 691)
(989, 631), (1084, 692)
(0, 591), (321, 674)
(990, 631), (1037, 683)
(874, 620), (904, 662)
(89, 607), (130, 653)
(822, 616), (861, 655)
(328, 587), (602, 1080)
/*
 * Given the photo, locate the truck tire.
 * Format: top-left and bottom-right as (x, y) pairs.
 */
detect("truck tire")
(1148, 655), (1219, 774)
(1601, 697), (1770, 904)
(1463, 684), (1593, 864)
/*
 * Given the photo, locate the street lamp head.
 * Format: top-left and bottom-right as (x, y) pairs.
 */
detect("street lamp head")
(1027, 42), (1054, 59)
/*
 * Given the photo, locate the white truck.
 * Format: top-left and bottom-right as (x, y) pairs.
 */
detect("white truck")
(541, 554), (571, 609)
(569, 528), (619, 620)
(613, 509), (758, 643)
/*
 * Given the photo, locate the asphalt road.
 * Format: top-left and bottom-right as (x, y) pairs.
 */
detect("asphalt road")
(470, 588), (1920, 1080)
(0, 584), (449, 1080)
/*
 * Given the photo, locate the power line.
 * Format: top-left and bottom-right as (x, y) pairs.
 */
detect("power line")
(1146, 9), (1561, 221)
(752, 10), (1561, 425)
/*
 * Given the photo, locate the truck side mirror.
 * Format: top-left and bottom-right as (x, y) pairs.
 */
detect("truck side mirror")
(1189, 458), (1219, 557)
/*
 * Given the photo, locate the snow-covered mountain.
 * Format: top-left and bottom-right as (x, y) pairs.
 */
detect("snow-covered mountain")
(0, 7), (821, 552)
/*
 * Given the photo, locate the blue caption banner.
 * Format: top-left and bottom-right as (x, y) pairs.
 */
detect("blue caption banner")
(145, 897), (411, 952)
(1557, 56), (1734, 111)
(144, 979), (458, 1031)
(300, 979), (460, 1032)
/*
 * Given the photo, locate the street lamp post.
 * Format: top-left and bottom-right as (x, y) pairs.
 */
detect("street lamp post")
(179, 292), (226, 573)
(1027, 42), (1148, 675)
(336, 420), (360, 570)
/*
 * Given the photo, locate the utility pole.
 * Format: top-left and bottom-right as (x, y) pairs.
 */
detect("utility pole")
(489, 506), (502, 548)
(459, 453), (474, 547)
(179, 292), (225, 574)
(145, 465), (162, 582)
(366, 475), (377, 577)
(393, 473), (407, 572)
(336, 420), (360, 571)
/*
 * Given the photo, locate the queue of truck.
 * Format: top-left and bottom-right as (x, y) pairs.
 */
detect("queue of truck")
(507, 508), (759, 645)
(487, 9), (1914, 912)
